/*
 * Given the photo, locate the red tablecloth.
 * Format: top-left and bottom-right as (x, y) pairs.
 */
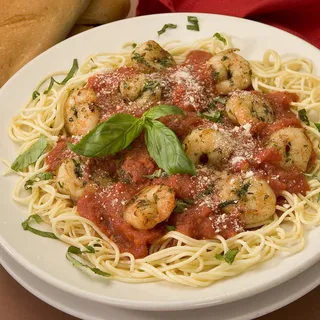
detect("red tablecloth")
(137, 0), (320, 49)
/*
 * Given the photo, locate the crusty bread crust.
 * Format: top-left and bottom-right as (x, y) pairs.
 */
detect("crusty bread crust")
(0, 0), (90, 87)
(76, 0), (130, 25)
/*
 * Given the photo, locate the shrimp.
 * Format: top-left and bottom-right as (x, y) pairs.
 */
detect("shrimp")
(64, 88), (100, 136)
(208, 49), (252, 94)
(267, 127), (312, 172)
(226, 91), (275, 125)
(56, 159), (85, 200)
(183, 128), (234, 167)
(131, 40), (176, 73)
(119, 74), (161, 106)
(219, 175), (276, 225)
(124, 185), (175, 230)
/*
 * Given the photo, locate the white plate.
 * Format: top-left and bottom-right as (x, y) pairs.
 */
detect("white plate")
(1, 245), (320, 320)
(1, 13), (320, 311)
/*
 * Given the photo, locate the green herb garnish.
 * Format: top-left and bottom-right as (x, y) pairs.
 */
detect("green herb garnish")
(314, 123), (320, 132)
(198, 110), (222, 123)
(213, 33), (227, 45)
(24, 172), (53, 190)
(144, 169), (167, 179)
(166, 225), (176, 231)
(22, 214), (57, 239)
(215, 249), (239, 265)
(11, 135), (48, 172)
(218, 199), (238, 209)
(186, 16), (199, 31)
(157, 23), (177, 35)
(298, 109), (310, 125)
(32, 91), (40, 100)
(66, 246), (110, 278)
(68, 105), (195, 176)
(235, 182), (251, 198)
(174, 199), (193, 213)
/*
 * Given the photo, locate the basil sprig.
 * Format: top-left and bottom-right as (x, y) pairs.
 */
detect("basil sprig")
(24, 172), (53, 190)
(11, 135), (48, 172)
(66, 246), (110, 277)
(22, 214), (57, 239)
(69, 105), (196, 175)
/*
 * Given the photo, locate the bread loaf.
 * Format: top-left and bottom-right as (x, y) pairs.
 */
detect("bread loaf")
(77, 0), (130, 25)
(0, 0), (90, 87)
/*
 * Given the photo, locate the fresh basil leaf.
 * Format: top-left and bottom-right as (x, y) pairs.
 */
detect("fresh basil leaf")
(298, 109), (310, 125)
(144, 105), (184, 120)
(224, 249), (239, 265)
(215, 249), (239, 265)
(213, 33), (227, 45)
(66, 246), (110, 277)
(68, 114), (144, 157)
(24, 172), (53, 190)
(198, 110), (222, 123)
(144, 120), (196, 175)
(166, 225), (176, 231)
(32, 91), (40, 100)
(60, 59), (79, 85)
(314, 123), (320, 132)
(157, 23), (177, 35)
(11, 135), (48, 172)
(21, 214), (57, 239)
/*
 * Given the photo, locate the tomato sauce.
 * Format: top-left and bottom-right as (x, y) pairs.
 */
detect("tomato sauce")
(46, 50), (313, 258)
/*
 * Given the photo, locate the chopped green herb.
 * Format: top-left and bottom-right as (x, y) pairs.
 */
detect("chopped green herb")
(66, 246), (110, 278)
(213, 33), (227, 45)
(198, 110), (223, 123)
(132, 52), (150, 66)
(186, 16), (199, 31)
(157, 23), (177, 35)
(58, 181), (64, 188)
(32, 91), (40, 100)
(314, 123), (320, 132)
(22, 214), (57, 239)
(298, 109), (310, 125)
(215, 249), (239, 265)
(132, 43), (137, 48)
(72, 159), (82, 178)
(24, 172), (53, 190)
(221, 56), (228, 61)
(235, 182), (251, 198)
(166, 225), (176, 231)
(218, 199), (238, 209)
(174, 199), (190, 213)
(158, 58), (172, 67)
(144, 169), (167, 179)
(212, 72), (220, 81)
(143, 81), (159, 92)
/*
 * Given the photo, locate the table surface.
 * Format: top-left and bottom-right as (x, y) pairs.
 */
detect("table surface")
(0, 265), (319, 320)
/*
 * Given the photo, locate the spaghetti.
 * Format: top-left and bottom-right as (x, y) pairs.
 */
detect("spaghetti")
(6, 35), (320, 287)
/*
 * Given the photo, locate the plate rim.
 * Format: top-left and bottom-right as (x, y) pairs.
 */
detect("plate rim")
(1, 12), (320, 311)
